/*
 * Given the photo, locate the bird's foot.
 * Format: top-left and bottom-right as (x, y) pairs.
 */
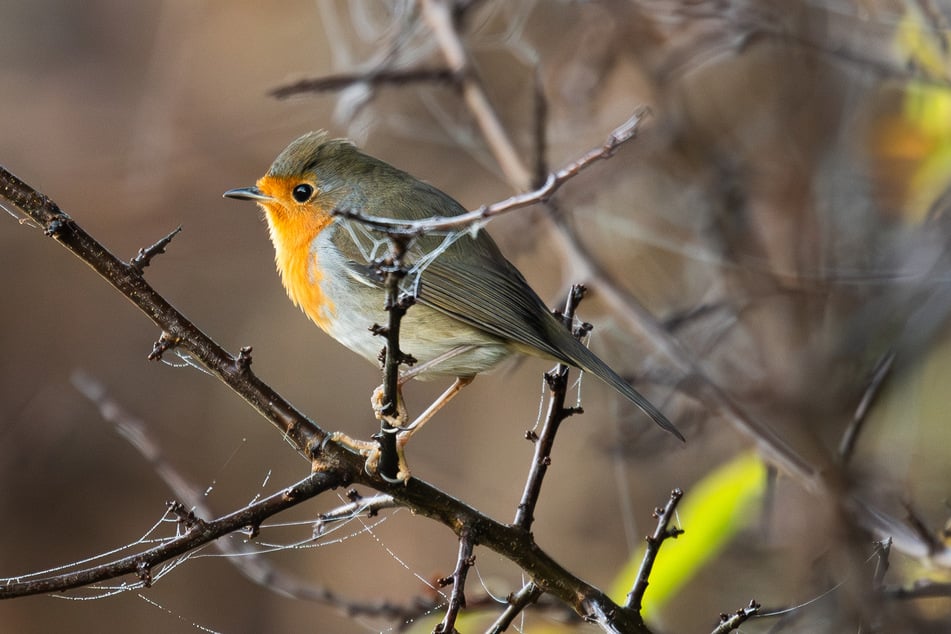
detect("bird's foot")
(327, 430), (412, 484)
(371, 384), (408, 428)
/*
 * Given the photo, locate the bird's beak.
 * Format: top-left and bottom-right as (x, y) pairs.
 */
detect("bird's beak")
(223, 186), (273, 202)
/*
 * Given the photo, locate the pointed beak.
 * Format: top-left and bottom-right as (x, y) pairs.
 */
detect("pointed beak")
(223, 186), (273, 202)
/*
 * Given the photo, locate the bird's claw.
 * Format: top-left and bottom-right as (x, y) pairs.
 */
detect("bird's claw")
(328, 430), (413, 484)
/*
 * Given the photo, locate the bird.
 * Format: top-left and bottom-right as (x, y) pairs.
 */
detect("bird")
(224, 131), (682, 479)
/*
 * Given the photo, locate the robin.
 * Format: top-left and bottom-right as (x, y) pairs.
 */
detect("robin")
(224, 131), (682, 479)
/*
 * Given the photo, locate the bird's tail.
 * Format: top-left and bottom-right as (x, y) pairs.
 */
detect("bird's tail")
(557, 334), (684, 442)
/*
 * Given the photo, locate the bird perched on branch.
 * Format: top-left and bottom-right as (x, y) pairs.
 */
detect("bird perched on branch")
(225, 131), (682, 479)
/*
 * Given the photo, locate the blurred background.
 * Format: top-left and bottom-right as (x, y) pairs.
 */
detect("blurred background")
(3, 1), (951, 632)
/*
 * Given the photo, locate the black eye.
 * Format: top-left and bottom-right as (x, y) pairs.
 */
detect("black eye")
(292, 183), (314, 203)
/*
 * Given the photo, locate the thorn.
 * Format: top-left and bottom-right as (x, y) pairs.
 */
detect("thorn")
(148, 332), (180, 361)
(129, 225), (182, 272)
(234, 346), (253, 373)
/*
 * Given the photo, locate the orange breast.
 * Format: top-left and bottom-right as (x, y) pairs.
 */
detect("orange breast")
(256, 175), (336, 331)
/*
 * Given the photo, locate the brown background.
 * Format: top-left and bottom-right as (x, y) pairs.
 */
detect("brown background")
(3, 2), (951, 633)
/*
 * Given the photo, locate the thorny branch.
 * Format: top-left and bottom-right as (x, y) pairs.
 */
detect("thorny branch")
(710, 600), (761, 634)
(488, 582), (543, 634)
(129, 225), (181, 272)
(435, 530), (476, 634)
(626, 488), (685, 612)
(513, 284), (589, 531)
(373, 230), (417, 481)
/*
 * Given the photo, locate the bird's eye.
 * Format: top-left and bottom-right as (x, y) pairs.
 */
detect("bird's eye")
(292, 183), (314, 203)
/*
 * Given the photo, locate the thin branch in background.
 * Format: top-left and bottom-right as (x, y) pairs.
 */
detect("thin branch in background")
(129, 225), (182, 273)
(419, 0), (533, 190)
(838, 351), (895, 463)
(531, 67), (549, 188)
(269, 67), (458, 100)
(513, 284), (588, 531)
(626, 488), (685, 611)
(488, 582), (543, 634)
(435, 530), (476, 633)
(710, 599), (761, 634)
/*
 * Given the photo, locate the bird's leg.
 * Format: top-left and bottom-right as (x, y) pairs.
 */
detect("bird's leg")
(330, 348), (476, 483)
(376, 376), (470, 482)
(394, 375), (474, 460)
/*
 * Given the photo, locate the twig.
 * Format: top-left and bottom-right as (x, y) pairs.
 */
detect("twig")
(626, 488), (685, 611)
(838, 351), (894, 463)
(0, 471), (340, 599)
(315, 491), (399, 532)
(531, 67), (549, 188)
(270, 67), (458, 99)
(513, 284), (588, 530)
(488, 582), (543, 634)
(375, 230), (417, 481)
(710, 600), (760, 634)
(435, 530), (476, 633)
(129, 225), (182, 272)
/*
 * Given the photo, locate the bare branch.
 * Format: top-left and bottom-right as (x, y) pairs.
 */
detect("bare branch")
(375, 232), (417, 480)
(514, 284), (588, 530)
(839, 351), (895, 463)
(270, 67), (458, 99)
(435, 530), (476, 633)
(129, 225), (182, 272)
(626, 488), (685, 611)
(710, 600), (761, 634)
(488, 582), (543, 634)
